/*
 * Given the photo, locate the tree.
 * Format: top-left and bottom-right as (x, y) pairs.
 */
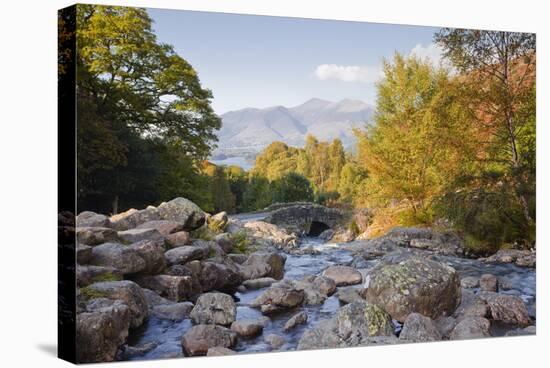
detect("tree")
(75, 5), (221, 213)
(435, 29), (536, 226)
(252, 141), (299, 181)
(243, 175), (272, 211)
(225, 165), (248, 212)
(327, 138), (346, 191)
(271, 173), (314, 203)
(356, 53), (476, 221)
(210, 166), (236, 213)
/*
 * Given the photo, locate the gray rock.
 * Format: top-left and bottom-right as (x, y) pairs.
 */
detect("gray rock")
(243, 277), (277, 290)
(181, 324), (237, 356)
(230, 319), (264, 337)
(319, 229), (334, 241)
(77, 211), (111, 228)
(283, 311), (308, 331)
(250, 286), (304, 314)
(128, 239), (166, 274)
(164, 245), (209, 266)
(336, 287), (365, 304)
(322, 265), (362, 286)
(190, 292), (237, 326)
(132, 275), (193, 302)
(364, 255), (461, 322)
(206, 347), (237, 356)
(77, 265), (122, 287)
(505, 325), (536, 336)
(165, 231), (191, 248)
(197, 260), (243, 293)
(480, 292), (531, 327)
(239, 252), (286, 280)
(483, 249), (535, 268)
(460, 276), (479, 289)
(228, 253), (248, 264)
(77, 243), (93, 264)
(435, 316), (457, 338)
(399, 313), (442, 342)
(454, 289), (489, 318)
(214, 233), (234, 253)
(264, 334), (285, 350)
(152, 302), (194, 321)
(297, 301), (394, 350)
(117, 228), (164, 244)
(479, 274), (498, 292)
(110, 207), (161, 231)
(90, 243), (146, 274)
(85, 280), (148, 328)
(449, 317), (491, 340)
(76, 227), (119, 246)
(157, 197), (206, 231)
(136, 220), (184, 236)
(76, 300), (130, 363)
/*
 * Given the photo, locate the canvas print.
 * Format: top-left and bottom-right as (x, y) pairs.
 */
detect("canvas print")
(58, 4), (536, 364)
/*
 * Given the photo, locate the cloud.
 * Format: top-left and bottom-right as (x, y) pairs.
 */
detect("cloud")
(314, 64), (382, 83)
(409, 43), (451, 68)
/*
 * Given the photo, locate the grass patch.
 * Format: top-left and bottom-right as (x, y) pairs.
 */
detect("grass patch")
(91, 272), (121, 283)
(231, 230), (251, 254)
(80, 286), (108, 300)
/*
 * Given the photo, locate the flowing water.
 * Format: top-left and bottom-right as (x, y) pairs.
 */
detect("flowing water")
(127, 236), (536, 360)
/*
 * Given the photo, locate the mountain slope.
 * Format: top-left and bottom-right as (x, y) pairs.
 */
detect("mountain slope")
(216, 98), (373, 152)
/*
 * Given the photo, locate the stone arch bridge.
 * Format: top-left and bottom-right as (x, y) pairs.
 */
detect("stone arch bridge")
(263, 203), (345, 236)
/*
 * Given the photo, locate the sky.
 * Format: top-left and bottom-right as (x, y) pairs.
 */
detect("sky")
(147, 8), (444, 114)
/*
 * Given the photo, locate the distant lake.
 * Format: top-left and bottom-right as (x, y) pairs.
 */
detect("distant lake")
(209, 156), (254, 171)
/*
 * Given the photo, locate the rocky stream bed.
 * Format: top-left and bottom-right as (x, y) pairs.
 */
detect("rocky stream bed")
(63, 198), (536, 363)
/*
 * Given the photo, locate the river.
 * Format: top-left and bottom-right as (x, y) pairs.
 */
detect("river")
(126, 234), (536, 360)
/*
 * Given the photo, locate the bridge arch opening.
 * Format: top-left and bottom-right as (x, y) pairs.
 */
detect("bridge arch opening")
(308, 221), (330, 236)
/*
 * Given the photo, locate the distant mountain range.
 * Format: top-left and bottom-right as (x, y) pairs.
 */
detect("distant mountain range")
(214, 98), (374, 154)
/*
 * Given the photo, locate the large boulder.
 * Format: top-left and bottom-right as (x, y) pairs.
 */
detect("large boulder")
(89, 243), (146, 275)
(76, 300), (130, 363)
(243, 221), (299, 250)
(76, 227), (118, 246)
(110, 207), (161, 231)
(117, 228), (164, 244)
(449, 317), (491, 340)
(479, 292), (531, 327)
(399, 313), (442, 342)
(165, 231), (191, 248)
(128, 239), (166, 274)
(250, 286), (304, 314)
(109, 198), (205, 232)
(297, 301), (394, 350)
(384, 227), (465, 256)
(164, 245), (209, 266)
(214, 233), (235, 253)
(77, 211), (111, 228)
(291, 275), (337, 305)
(84, 281), (148, 328)
(322, 265), (362, 286)
(157, 197), (206, 231)
(230, 319), (264, 337)
(77, 265), (122, 287)
(181, 325), (237, 356)
(136, 220), (184, 236)
(197, 260), (242, 293)
(364, 255), (461, 322)
(239, 252), (286, 280)
(190, 292), (237, 326)
(131, 275), (193, 302)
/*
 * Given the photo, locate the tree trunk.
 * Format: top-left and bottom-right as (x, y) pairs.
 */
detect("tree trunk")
(111, 195), (119, 215)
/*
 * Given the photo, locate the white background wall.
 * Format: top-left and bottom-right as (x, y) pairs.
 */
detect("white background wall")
(0, 0), (547, 367)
